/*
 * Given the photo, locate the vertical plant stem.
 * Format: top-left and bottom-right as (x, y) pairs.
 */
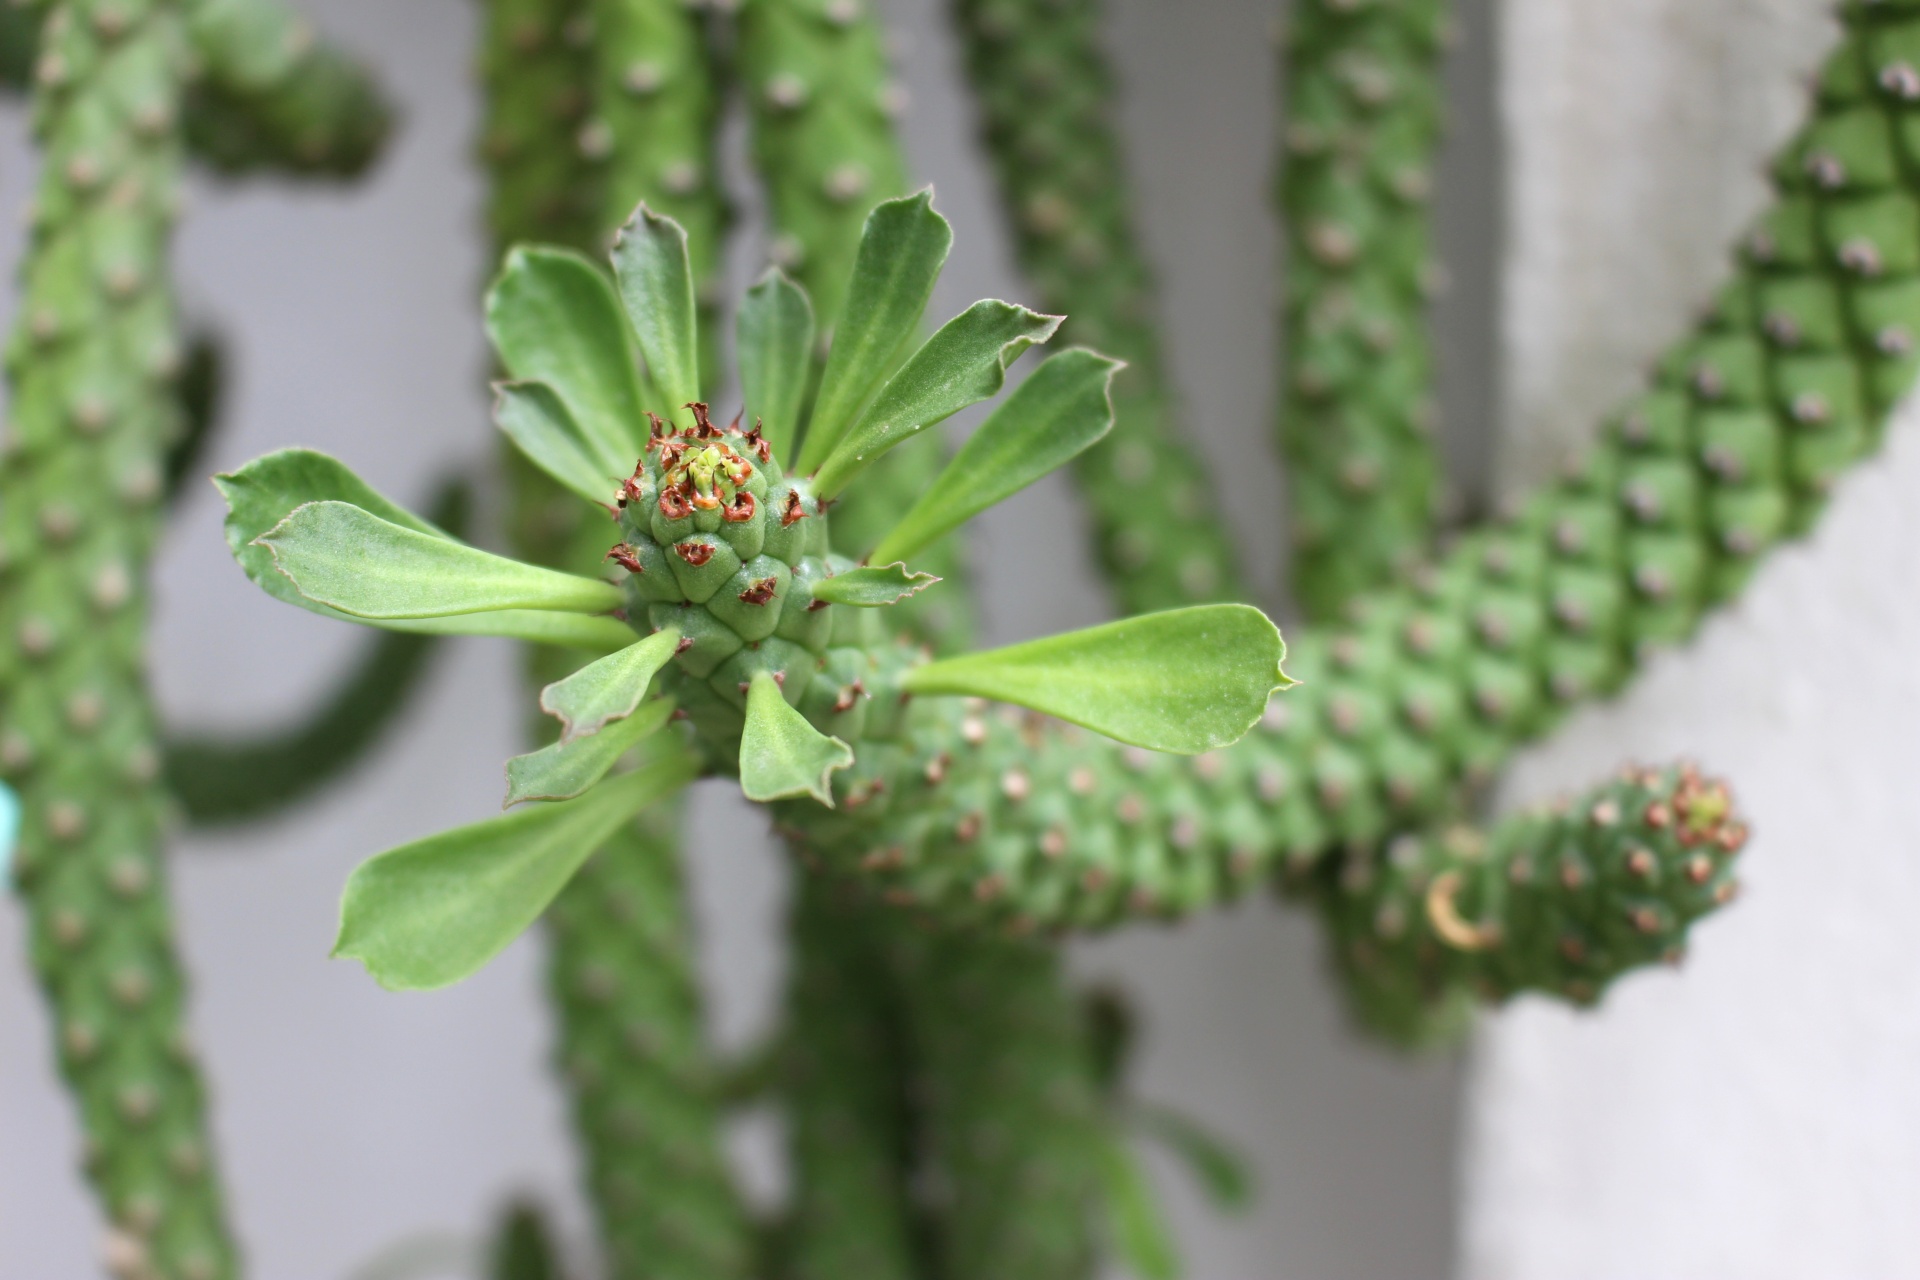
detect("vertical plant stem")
(738, 5), (1105, 1275)
(779, 876), (924, 1280)
(1277, 0), (1450, 618)
(0, 1), (240, 1276)
(478, 2), (749, 1276)
(947, 0), (1246, 614)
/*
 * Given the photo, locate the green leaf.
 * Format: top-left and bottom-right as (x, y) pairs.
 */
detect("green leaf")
(485, 246), (654, 459)
(217, 453), (632, 649)
(258, 501), (625, 619)
(610, 205), (700, 418)
(493, 380), (630, 505)
(870, 349), (1121, 564)
(901, 605), (1288, 754)
(1099, 1137), (1181, 1280)
(539, 628), (681, 741)
(505, 699), (674, 805)
(1131, 1103), (1254, 1213)
(385, 611), (633, 650)
(737, 268), (815, 463)
(810, 563), (940, 607)
(216, 448), (450, 611)
(796, 191), (953, 473)
(334, 756), (696, 990)
(811, 300), (1062, 498)
(739, 670), (852, 806)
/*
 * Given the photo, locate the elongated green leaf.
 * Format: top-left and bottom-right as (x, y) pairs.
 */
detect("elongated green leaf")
(812, 300), (1062, 497)
(737, 268), (814, 462)
(796, 191), (953, 472)
(505, 699), (674, 805)
(494, 380), (630, 504)
(871, 349), (1121, 564)
(1131, 1103), (1254, 1213)
(259, 501), (624, 619)
(739, 670), (852, 806)
(610, 205), (700, 417)
(810, 563), (939, 607)
(485, 246), (654, 458)
(371, 610), (634, 650)
(902, 605), (1288, 754)
(217, 448), (450, 610)
(334, 756), (696, 990)
(1099, 1138), (1181, 1280)
(539, 628), (680, 742)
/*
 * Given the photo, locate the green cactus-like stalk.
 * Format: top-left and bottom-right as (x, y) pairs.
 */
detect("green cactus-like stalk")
(885, 918), (1104, 1280)
(182, 0), (393, 179)
(543, 806), (752, 1280)
(0, 0), (240, 1276)
(479, 3), (752, 1276)
(1, 0), (396, 179)
(779, 877), (924, 1280)
(780, 2), (1909, 1012)
(1277, 0), (1450, 620)
(734, 13), (1112, 1266)
(1312, 764), (1744, 1044)
(586, 0), (727, 332)
(947, 0), (1246, 613)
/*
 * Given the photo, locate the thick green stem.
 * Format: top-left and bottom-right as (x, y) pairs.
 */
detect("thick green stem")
(479, 1), (749, 1276)
(182, 0), (393, 179)
(780, 6), (1904, 1023)
(778, 876), (924, 1280)
(0, 1), (240, 1276)
(737, 8), (1109, 1272)
(947, 0), (1246, 613)
(1277, 0), (1450, 619)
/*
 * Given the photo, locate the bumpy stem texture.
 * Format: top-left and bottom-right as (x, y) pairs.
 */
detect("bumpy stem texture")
(1278, 0), (1449, 619)
(544, 807), (752, 1280)
(0, 0), (240, 1276)
(948, 0), (1246, 613)
(882, 915), (1104, 1280)
(775, 1), (1912, 1017)
(480, 2), (750, 1277)
(779, 877), (924, 1280)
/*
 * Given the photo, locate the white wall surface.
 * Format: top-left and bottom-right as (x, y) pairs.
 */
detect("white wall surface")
(1, 1), (1479, 1278)
(1463, 2), (1920, 1276)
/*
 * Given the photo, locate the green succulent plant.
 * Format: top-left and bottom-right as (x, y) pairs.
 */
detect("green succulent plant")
(218, 192), (1290, 991)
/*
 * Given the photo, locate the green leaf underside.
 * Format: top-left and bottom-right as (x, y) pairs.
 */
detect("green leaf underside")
(870, 348), (1121, 564)
(739, 670), (853, 806)
(737, 269), (814, 462)
(540, 628), (682, 741)
(494, 380), (631, 505)
(334, 756), (697, 991)
(259, 501), (625, 619)
(505, 699), (675, 805)
(350, 610), (635, 650)
(796, 190), (953, 473)
(1099, 1138), (1181, 1280)
(901, 604), (1288, 754)
(216, 447), (451, 611)
(1131, 1103), (1254, 1213)
(811, 300), (1062, 498)
(485, 246), (655, 460)
(809, 563), (939, 607)
(611, 205), (700, 419)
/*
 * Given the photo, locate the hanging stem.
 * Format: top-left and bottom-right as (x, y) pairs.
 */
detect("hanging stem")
(0, 1), (240, 1276)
